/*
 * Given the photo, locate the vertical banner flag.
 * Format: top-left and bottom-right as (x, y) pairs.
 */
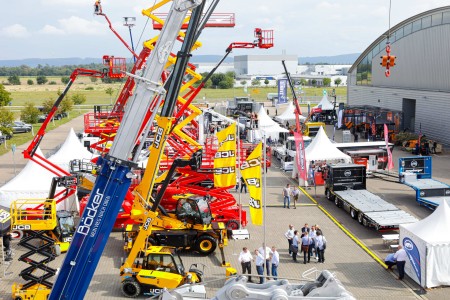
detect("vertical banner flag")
(241, 143), (263, 226)
(403, 237), (422, 284)
(384, 124), (394, 170)
(277, 79), (288, 106)
(214, 123), (237, 187)
(294, 132), (307, 181)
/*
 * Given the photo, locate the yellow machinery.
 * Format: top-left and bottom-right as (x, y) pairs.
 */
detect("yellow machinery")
(304, 121), (326, 137)
(10, 199), (74, 300)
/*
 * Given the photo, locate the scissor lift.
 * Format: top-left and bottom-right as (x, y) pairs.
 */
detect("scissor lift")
(10, 199), (58, 300)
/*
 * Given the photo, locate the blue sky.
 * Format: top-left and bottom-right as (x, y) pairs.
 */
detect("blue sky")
(0, 0), (449, 60)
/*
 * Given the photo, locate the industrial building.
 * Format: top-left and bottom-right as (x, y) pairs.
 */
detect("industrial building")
(347, 6), (450, 145)
(233, 54), (297, 76)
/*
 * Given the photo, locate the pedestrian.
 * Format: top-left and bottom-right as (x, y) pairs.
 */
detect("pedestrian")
(316, 230), (326, 263)
(267, 109), (270, 116)
(424, 140), (430, 155)
(3, 231), (13, 261)
(270, 246), (279, 280)
(292, 230), (300, 262)
(282, 183), (291, 209)
(394, 245), (407, 280)
(284, 224), (295, 256)
(238, 247), (253, 282)
(301, 231), (311, 264)
(240, 177), (247, 193)
(301, 223), (310, 236)
(384, 253), (396, 270)
(258, 245), (272, 277)
(432, 141), (437, 154)
(309, 225), (318, 260)
(254, 249), (265, 283)
(291, 187), (300, 209)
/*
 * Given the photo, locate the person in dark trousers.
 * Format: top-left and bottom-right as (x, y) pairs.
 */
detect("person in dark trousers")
(240, 177), (247, 193)
(292, 230), (299, 262)
(384, 253), (396, 270)
(301, 231), (311, 264)
(432, 141), (437, 154)
(238, 247), (253, 282)
(3, 232), (13, 261)
(394, 245), (407, 280)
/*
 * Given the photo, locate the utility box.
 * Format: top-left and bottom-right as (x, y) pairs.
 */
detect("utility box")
(231, 229), (250, 240)
(342, 130), (352, 143)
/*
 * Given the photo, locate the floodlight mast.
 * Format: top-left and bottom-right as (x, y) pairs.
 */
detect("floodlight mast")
(123, 17), (137, 62)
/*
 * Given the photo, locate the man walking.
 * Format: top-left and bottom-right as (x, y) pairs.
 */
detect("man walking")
(291, 187), (300, 209)
(282, 184), (291, 209)
(238, 247), (253, 282)
(284, 224), (295, 256)
(271, 246), (279, 280)
(394, 245), (407, 280)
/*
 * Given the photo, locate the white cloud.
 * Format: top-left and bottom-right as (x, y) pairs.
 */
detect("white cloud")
(41, 0), (92, 6)
(39, 24), (65, 35)
(0, 24), (30, 38)
(316, 1), (340, 10)
(57, 16), (107, 36)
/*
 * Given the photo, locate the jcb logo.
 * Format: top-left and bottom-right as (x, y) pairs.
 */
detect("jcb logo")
(249, 197), (261, 209)
(153, 127), (164, 149)
(214, 167), (235, 174)
(219, 134), (235, 146)
(240, 158), (260, 170)
(12, 224), (31, 230)
(246, 178), (260, 188)
(143, 217), (153, 230)
(63, 237), (72, 242)
(215, 150), (235, 159)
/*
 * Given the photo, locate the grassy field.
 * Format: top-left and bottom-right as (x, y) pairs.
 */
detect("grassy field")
(2, 76), (347, 106)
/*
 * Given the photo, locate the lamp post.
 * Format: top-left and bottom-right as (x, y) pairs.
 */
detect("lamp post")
(123, 17), (136, 63)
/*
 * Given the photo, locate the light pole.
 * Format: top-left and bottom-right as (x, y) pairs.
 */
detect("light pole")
(123, 17), (136, 63)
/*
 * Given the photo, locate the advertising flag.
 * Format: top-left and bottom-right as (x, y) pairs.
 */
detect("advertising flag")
(240, 143), (263, 226)
(384, 124), (394, 170)
(294, 132), (307, 181)
(403, 237), (422, 284)
(277, 79), (288, 105)
(214, 123), (236, 187)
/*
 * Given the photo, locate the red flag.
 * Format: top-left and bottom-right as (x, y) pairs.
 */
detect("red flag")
(384, 124), (394, 170)
(294, 132), (307, 180)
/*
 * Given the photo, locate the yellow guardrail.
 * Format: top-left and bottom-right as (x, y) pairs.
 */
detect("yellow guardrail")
(11, 199), (57, 231)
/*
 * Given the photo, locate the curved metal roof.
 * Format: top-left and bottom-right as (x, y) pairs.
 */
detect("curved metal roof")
(348, 6), (450, 73)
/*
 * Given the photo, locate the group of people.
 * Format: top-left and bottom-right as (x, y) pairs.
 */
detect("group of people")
(285, 223), (327, 264)
(238, 245), (279, 283)
(282, 183), (300, 209)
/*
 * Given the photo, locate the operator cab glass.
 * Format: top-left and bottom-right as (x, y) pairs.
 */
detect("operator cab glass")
(55, 211), (75, 239)
(176, 197), (211, 225)
(145, 252), (182, 275)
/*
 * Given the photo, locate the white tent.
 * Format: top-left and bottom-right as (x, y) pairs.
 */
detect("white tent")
(257, 106), (289, 140)
(314, 94), (335, 110)
(0, 148), (56, 207)
(304, 127), (351, 163)
(274, 102), (306, 124)
(48, 128), (95, 171)
(399, 199), (450, 288)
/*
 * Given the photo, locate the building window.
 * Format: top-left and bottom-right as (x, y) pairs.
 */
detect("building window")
(395, 27), (404, 41)
(432, 13), (442, 26)
(422, 16), (431, 29)
(403, 23), (412, 36)
(444, 12), (450, 24)
(356, 55), (371, 86)
(412, 19), (421, 32)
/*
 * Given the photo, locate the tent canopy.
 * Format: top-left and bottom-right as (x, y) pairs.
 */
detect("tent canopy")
(314, 94), (335, 110)
(305, 127), (351, 163)
(274, 102), (306, 123)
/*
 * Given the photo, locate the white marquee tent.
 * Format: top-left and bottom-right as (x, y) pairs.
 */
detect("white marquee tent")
(49, 128), (95, 171)
(0, 148), (56, 207)
(257, 106), (289, 140)
(314, 94), (335, 110)
(274, 102), (306, 124)
(399, 199), (450, 288)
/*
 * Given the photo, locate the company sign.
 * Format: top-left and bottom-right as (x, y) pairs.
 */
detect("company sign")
(403, 237), (421, 283)
(277, 79), (288, 105)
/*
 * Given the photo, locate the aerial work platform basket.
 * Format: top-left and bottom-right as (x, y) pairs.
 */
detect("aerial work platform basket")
(152, 12), (235, 30)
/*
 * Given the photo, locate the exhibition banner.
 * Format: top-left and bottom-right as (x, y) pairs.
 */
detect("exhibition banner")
(241, 143), (263, 225)
(214, 123), (237, 187)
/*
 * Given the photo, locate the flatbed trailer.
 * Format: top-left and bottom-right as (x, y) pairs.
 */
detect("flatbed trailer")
(399, 156), (450, 210)
(325, 164), (418, 230)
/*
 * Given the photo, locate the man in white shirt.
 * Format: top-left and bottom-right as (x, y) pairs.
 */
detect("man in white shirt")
(254, 249), (265, 283)
(394, 245), (407, 280)
(284, 224), (295, 256)
(238, 247), (253, 282)
(258, 245), (272, 276)
(292, 230), (300, 262)
(270, 246), (280, 280)
(282, 184), (291, 209)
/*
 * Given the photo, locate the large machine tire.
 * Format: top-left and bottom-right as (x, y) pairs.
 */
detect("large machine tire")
(334, 197), (340, 207)
(195, 235), (217, 255)
(226, 220), (240, 230)
(325, 189), (335, 201)
(121, 278), (141, 298)
(357, 212), (364, 224)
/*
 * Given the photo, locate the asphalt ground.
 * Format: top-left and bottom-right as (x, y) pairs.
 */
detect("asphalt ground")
(1, 114), (450, 299)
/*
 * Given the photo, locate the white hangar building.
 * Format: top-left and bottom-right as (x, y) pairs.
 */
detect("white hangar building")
(347, 6), (450, 145)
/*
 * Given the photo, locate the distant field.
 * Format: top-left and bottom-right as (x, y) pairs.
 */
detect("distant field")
(2, 75), (347, 106)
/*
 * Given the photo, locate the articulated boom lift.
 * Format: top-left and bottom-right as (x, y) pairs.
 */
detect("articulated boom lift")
(49, 1), (204, 299)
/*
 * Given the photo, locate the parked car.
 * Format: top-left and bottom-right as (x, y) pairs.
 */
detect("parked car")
(0, 131), (12, 145)
(12, 121), (32, 133)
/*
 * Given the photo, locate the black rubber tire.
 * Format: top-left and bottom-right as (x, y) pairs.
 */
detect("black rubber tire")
(121, 278), (141, 298)
(358, 212), (364, 224)
(362, 218), (369, 227)
(325, 188), (330, 199)
(226, 219), (240, 230)
(195, 235), (217, 255)
(350, 208), (357, 219)
(334, 197), (340, 207)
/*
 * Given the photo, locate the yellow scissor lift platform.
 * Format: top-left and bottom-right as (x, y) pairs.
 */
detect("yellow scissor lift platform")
(10, 199), (58, 300)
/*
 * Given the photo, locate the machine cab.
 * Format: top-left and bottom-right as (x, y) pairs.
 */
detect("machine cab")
(55, 210), (75, 243)
(176, 197), (212, 225)
(144, 248), (184, 275)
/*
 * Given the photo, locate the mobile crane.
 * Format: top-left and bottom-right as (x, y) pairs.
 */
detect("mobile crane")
(49, 1), (206, 298)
